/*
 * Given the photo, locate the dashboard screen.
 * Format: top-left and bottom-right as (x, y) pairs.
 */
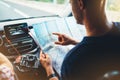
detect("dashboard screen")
(4, 23), (28, 40)
(9, 25), (25, 36)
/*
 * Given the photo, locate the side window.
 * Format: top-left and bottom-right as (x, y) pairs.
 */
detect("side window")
(106, 0), (120, 21)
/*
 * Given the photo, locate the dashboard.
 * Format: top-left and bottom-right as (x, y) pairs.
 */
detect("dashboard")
(0, 16), (86, 80)
(0, 17), (58, 56)
(0, 17), (59, 80)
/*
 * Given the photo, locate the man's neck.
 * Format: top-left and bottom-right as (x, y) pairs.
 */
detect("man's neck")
(84, 18), (113, 37)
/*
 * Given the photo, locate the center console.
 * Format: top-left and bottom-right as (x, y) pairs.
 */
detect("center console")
(0, 23), (47, 80)
(4, 23), (39, 56)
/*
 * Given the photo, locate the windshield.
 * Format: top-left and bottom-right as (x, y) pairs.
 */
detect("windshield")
(0, 0), (120, 22)
(0, 0), (70, 21)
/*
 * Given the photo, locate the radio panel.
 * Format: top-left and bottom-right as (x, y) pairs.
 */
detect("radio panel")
(3, 23), (40, 56)
(4, 23), (28, 40)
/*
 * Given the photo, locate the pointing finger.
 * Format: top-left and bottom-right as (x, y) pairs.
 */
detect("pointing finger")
(52, 32), (61, 36)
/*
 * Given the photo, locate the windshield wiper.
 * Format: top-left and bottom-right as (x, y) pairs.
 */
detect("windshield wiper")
(0, 15), (59, 22)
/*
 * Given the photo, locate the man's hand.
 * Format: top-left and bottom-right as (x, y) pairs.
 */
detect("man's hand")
(40, 51), (54, 75)
(40, 51), (52, 70)
(53, 32), (79, 45)
(40, 51), (58, 80)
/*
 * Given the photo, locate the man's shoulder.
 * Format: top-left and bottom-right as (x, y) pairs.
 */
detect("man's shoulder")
(63, 35), (120, 62)
(62, 40), (93, 66)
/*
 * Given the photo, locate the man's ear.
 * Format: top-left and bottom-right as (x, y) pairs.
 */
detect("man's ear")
(78, 0), (85, 10)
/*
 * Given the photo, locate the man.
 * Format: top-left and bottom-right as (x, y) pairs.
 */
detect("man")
(0, 53), (14, 80)
(40, 0), (120, 80)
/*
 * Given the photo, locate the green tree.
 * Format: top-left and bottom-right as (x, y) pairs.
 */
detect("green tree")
(107, 0), (120, 11)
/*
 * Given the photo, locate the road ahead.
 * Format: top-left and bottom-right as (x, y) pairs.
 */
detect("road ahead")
(0, 0), (54, 21)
